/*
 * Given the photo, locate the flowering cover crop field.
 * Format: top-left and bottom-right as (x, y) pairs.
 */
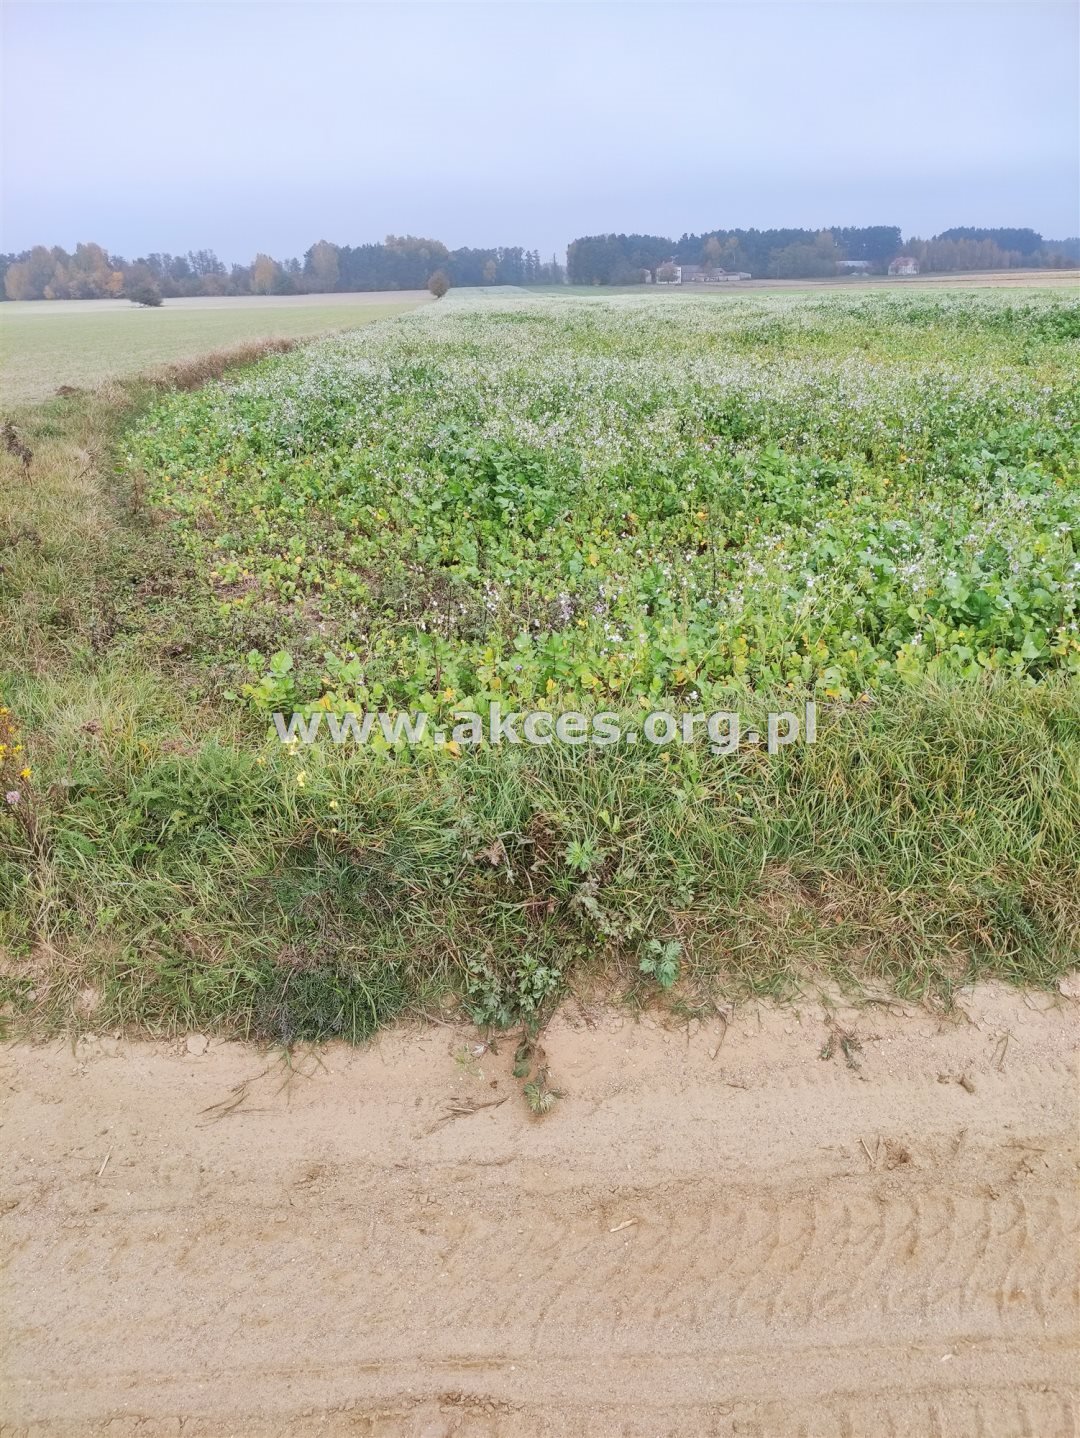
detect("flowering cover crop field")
(127, 290), (1080, 720)
(3, 290), (1078, 1042)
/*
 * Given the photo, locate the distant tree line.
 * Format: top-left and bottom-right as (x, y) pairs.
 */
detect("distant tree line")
(0, 236), (565, 302)
(903, 230), (1079, 273)
(567, 226), (1080, 283)
(5, 226), (1077, 300)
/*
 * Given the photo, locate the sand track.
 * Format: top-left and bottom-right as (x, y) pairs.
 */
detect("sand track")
(2, 983), (1077, 1436)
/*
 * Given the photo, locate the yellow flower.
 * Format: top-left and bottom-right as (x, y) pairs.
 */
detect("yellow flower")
(19, 767), (31, 781)
(442, 687), (456, 702)
(296, 770), (307, 787)
(328, 799), (338, 810)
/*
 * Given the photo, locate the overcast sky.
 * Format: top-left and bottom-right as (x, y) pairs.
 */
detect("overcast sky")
(2, 0), (1077, 262)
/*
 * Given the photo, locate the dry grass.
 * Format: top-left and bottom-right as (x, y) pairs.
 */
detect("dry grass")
(149, 337), (302, 390)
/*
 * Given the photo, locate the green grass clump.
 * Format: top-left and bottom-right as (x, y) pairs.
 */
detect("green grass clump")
(2, 667), (1076, 1035)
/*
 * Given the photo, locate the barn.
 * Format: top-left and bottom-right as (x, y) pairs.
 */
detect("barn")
(658, 263), (752, 284)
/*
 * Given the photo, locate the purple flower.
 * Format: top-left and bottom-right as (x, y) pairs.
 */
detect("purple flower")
(5, 790), (20, 806)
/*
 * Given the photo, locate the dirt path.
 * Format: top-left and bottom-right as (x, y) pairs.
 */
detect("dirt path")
(2, 982), (1077, 1437)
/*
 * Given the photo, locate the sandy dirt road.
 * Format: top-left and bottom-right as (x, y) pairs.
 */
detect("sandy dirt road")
(2, 983), (1077, 1437)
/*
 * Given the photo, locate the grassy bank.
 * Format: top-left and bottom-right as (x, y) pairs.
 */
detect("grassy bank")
(1, 302), (1078, 1046)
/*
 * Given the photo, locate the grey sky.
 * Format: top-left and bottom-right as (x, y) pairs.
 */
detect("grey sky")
(2, 0), (1077, 262)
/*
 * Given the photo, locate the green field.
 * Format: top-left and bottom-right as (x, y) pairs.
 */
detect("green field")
(128, 288), (1080, 709)
(1, 288), (1078, 1048)
(0, 291), (430, 405)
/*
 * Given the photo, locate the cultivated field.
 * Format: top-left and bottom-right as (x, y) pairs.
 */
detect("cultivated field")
(129, 288), (1079, 711)
(0, 290), (431, 404)
(544, 268), (1080, 298)
(3, 286), (1078, 1037)
(690, 266), (1080, 291)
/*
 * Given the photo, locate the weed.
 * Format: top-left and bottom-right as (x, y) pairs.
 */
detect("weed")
(820, 1019), (863, 1071)
(639, 939), (682, 991)
(523, 1071), (561, 1116)
(2, 420), (32, 472)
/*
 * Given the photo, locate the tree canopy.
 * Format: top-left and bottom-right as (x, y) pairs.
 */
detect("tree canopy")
(565, 224), (1073, 282)
(1, 237), (565, 301)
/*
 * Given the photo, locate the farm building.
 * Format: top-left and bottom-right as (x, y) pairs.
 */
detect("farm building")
(658, 264), (752, 284)
(837, 260), (872, 272)
(888, 256), (920, 276)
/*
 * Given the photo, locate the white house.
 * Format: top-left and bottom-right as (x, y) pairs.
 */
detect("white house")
(888, 256), (920, 276)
